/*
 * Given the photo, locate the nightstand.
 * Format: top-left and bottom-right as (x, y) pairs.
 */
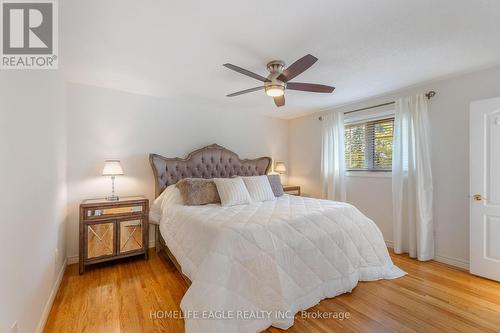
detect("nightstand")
(79, 196), (149, 274)
(283, 185), (301, 196)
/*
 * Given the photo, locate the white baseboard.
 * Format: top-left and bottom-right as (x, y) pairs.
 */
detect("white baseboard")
(36, 258), (67, 333)
(434, 254), (469, 270)
(67, 255), (78, 265)
(66, 241), (157, 266)
(385, 240), (469, 270)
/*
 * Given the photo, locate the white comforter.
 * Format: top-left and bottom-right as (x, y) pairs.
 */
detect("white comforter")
(153, 186), (405, 333)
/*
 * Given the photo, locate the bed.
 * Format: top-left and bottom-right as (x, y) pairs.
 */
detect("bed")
(149, 144), (405, 333)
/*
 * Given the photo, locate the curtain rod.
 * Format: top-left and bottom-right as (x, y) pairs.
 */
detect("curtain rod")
(318, 90), (436, 121)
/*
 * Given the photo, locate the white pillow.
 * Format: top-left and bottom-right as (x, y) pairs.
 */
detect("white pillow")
(242, 175), (276, 202)
(213, 177), (252, 207)
(149, 184), (183, 223)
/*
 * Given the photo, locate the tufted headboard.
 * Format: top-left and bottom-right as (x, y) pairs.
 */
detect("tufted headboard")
(149, 144), (272, 197)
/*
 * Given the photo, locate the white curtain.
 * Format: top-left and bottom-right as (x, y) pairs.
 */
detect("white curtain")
(320, 111), (346, 201)
(392, 94), (434, 260)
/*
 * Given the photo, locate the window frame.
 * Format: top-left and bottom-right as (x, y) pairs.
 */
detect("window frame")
(344, 116), (394, 172)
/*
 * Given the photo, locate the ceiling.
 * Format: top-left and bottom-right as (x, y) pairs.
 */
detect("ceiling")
(61, 0), (500, 119)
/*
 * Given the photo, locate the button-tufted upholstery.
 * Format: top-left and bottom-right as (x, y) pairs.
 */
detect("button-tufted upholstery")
(149, 144), (272, 197)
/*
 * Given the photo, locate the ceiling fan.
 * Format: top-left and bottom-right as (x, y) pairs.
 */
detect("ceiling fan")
(223, 54), (335, 107)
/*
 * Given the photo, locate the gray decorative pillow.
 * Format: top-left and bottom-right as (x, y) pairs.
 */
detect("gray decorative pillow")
(175, 178), (221, 205)
(267, 174), (284, 197)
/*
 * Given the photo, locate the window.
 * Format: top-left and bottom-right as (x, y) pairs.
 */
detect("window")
(344, 117), (394, 171)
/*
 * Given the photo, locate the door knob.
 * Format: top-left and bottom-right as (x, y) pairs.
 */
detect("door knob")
(473, 194), (483, 201)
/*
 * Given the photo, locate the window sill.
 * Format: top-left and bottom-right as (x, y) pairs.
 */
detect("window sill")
(346, 171), (392, 178)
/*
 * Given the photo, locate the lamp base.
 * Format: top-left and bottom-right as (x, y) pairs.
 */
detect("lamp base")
(106, 195), (120, 201)
(278, 173), (285, 185)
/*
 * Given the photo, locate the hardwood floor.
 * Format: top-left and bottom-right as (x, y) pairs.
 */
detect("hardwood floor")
(44, 249), (500, 333)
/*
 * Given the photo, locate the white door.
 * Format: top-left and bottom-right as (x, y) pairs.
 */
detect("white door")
(470, 97), (500, 281)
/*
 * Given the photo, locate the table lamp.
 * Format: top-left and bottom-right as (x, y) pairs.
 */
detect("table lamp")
(102, 160), (124, 201)
(275, 161), (286, 185)
(274, 161), (286, 174)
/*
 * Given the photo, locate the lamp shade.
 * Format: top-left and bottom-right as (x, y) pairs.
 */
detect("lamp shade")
(274, 162), (286, 173)
(102, 160), (124, 176)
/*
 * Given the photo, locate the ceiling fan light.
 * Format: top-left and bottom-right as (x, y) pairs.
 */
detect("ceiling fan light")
(265, 86), (284, 97)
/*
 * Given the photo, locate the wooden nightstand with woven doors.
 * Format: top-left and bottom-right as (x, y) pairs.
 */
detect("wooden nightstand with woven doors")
(79, 196), (149, 274)
(283, 185), (301, 196)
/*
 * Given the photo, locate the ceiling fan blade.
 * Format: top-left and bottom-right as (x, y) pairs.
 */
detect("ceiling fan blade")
(286, 82), (335, 93)
(226, 86), (264, 97)
(274, 95), (285, 107)
(223, 63), (270, 82)
(277, 54), (318, 82)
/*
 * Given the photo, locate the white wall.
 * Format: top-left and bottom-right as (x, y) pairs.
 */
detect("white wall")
(65, 83), (289, 259)
(289, 65), (500, 268)
(0, 72), (67, 333)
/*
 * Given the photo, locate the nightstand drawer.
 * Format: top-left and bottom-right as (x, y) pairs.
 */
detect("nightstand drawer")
(85, 205), (143, 218)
